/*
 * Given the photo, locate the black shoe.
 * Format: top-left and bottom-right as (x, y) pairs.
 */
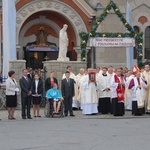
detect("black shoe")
(72, 107), (78, 110)
(91, 113), (97, 115)
(70, 114), (75, 117)
(22, 117), (26, 119)
(12, 117), (16, 120)
(65, 114), (68, 117)
(27, 117), (32, 119)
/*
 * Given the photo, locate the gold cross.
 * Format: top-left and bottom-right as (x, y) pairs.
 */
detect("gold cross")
(44, 56), (49, 61)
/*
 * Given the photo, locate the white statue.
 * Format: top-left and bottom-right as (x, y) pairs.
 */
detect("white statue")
(57, 24), (70, 61)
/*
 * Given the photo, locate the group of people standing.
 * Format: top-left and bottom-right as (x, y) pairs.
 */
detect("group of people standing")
(59, 65), (150, 117)
(45, 69), (75, 116)
(4, 67), (76, 120)
(3, 64), (150, 120)
(5, 69), (43, 120)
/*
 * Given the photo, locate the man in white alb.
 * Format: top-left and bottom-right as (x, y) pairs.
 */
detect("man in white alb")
(81, 69), (98, 115)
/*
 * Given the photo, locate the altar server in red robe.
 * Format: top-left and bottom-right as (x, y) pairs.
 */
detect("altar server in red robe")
(111, 68), (125, 116)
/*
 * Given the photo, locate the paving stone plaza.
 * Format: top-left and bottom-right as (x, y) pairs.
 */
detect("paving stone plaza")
(0, 109), (150, 150)
(1, 1), (150, 149)
(1, 108), (150, 121)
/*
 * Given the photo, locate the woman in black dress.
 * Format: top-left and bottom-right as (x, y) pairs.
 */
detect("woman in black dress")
(6, 70), (19, 120)
(31, 74), (43, 117)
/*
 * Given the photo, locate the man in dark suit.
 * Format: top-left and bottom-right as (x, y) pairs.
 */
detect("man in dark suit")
(19, 69), (32, 119)
(61, 71), (75, 116)
(27, 68), (34, 82)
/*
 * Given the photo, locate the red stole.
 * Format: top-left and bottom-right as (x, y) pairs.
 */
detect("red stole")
(114, 75), (125, 101)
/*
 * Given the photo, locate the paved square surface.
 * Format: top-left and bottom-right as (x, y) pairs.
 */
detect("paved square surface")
(0, 109), (150, 150)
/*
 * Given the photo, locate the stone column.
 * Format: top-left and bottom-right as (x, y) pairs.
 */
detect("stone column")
(86, 46), (91, 61)
(0, 12), (2, 70)
(73, 46), (81, 61)
(16, 45), (21, 59)
(9, 60), (26, 81)
(9, 60), (26, 109)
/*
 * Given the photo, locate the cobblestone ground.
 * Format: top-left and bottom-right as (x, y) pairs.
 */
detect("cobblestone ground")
(0, 107), (150, 121)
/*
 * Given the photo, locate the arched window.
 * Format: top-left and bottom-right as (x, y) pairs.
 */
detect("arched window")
(145, 26), (150, 59)
(133, 26), (140, 59)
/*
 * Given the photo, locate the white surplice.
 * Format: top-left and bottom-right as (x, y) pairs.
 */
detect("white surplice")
(62, 72), (76, 80)
(75, 73), (85, 101)
(72, 73), (85, 109)
(142, 71), (150, 110)
(110, 74), (125, 100)
(129, 77), (147, 108)
(97, 74), (111, 98)
(125, 75), (134, 110)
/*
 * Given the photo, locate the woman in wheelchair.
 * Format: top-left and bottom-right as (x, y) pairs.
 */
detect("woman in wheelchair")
(46, 83), (62, 114)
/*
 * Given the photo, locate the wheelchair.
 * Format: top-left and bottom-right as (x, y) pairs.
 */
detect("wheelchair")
(44, 98), (64, 117)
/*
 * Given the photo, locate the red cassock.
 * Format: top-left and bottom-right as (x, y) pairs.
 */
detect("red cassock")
(114, 75), (125, 101)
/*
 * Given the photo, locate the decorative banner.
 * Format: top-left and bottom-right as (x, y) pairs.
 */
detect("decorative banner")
(89, 38), (135, 47)
(26, 46), (58, 51)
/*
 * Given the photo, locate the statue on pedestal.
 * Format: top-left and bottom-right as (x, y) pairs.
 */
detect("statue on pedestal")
(57, 24), (70, 61)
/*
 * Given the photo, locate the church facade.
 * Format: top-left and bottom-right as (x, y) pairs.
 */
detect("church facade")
(0, 0), (150, 69)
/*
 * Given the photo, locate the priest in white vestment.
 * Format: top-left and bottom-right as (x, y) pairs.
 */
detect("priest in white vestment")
(128, 71), (147, 115)
(62, 66), (76, 79)
(75, 68), (85, 109)
(142, 65), (150, 113)
(96, 67), (101, 104)
(107, 66), (115, 113)
(97, 67), (111, 114)
(125, 71), (134, 110)
(81, 69), (98, 115)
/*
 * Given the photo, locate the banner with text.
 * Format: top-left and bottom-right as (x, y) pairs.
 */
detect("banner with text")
(89, 38), (135, 47)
